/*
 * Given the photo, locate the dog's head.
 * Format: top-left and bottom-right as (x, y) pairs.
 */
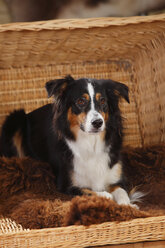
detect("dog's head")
(46, 75), (129, 139)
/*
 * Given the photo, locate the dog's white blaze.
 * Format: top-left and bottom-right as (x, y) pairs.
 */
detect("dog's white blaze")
(88, 82), (95, 110)
(66, 130), (121, 193)
(84, 83), (104, 132)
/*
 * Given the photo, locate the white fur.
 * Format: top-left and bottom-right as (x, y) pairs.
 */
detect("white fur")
(129, 190), (145, 204)
(112, 187), (145, 208)
(66, 130), (122, 194)
(66, 129), (141, 208)
(84, 83), (105, 133)
(112, 187), (131, 205)
(87, 82), (95, 110)
(96, 191), (113, 199)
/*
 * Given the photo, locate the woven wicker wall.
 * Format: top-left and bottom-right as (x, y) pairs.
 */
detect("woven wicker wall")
(0, 61), (142, 147)
(0, 15), (165, 147)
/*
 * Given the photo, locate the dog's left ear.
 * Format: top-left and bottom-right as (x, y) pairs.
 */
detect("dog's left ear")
(45, 75), (74, 98)
(103, 79), (129, 103)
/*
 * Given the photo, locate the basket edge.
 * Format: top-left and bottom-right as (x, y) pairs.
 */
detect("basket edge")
(0, 14), (165, 32)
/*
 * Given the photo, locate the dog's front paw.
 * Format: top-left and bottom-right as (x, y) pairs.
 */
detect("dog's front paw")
(96, 191), (113, 200)
(111, 187), (134, 206)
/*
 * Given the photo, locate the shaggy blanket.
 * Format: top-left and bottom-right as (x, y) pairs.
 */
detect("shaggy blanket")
(0, 145), (165, 229)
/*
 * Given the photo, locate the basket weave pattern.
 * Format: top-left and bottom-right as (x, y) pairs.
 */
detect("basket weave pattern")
(0, 15), (165, 147)
(0, 216), (165, 248)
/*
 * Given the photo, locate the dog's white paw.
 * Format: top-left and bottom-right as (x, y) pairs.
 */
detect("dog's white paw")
(112, 187), (131, 206)
(95, 188), (140, 209)
(111, 187), (140, 209)
(96, 191), (113, 200)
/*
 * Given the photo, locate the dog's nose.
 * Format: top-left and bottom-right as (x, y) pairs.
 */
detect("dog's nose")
(92, 119), (103, 129)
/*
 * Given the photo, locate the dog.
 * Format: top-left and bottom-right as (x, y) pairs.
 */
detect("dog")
(0, 75), (142, 207)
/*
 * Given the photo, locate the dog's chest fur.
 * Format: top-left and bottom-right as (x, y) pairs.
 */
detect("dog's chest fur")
(66, 130), (121, 192)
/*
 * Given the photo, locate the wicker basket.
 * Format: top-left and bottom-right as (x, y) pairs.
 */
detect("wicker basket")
(0, 14), (165, 247)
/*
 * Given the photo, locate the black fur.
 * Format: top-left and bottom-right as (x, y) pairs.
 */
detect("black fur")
(0, 110), (27, 157)
(0, 75), (129, 195)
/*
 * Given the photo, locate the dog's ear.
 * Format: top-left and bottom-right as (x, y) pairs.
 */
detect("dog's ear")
(45, 75), (74, 98)
(103, 79), (129, 103)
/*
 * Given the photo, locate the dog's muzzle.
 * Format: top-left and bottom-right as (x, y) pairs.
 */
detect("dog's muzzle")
(82, 110), (105, 133)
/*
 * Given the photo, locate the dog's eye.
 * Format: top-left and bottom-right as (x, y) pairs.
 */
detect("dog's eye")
(76, 98), (87, 107)
(100, 97), (106, 105)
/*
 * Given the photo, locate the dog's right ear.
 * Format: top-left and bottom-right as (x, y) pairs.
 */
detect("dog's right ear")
(45, 75), (74, 98)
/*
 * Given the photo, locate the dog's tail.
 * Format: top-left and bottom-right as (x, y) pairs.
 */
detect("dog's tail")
(129, 186), (146, 204)
(0, 109), (27, 157)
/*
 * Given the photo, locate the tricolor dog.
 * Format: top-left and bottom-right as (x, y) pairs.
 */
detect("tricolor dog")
(0, 75), (142, 207)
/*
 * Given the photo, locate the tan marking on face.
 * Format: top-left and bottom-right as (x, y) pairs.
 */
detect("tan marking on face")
(13, 130), (25, 157)
(96, 93), (109, 123)
(82, 93), (90, 101)
(96, 93), (101, 101)
(101, 111), (109, 122)
(67, 107), (86, 138)
(99, 111), (109, 140)
(100, 130), (106, 140)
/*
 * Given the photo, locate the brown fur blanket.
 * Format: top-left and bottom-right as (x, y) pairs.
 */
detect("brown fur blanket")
(0, 145), (165, 229)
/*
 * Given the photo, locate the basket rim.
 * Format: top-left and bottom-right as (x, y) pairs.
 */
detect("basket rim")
(0, 215), (164, 235)
(0, 13), (165, 32)
(0, 215), (165, 247)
